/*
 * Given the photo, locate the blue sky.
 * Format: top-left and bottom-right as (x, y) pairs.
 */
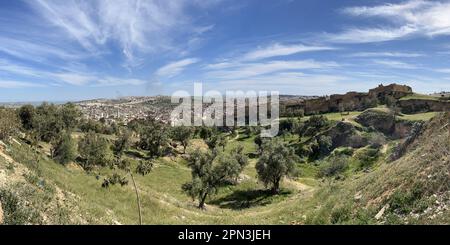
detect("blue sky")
(1, 0), (450, 102)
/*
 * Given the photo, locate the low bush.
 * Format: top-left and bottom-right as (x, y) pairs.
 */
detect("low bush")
(317, 155), (349, 178)
(0, 189), (40, 224)
(354, 145), (381, 169)
(389, 183), (426, 214)
(330, 204), (352, 224)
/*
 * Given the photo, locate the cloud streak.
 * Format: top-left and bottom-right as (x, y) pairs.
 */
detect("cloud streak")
(348, 52), (424, 58)
(373, 59), (418, 69)
(205, 59), (339, 80)
(0, 80), (46, 88)
(156, 58), (200, 78)
(27, 0), (216, 67)
(241, 43), (335, 61)
(0, 58), (147, 87)
(327, 0), (450, 43)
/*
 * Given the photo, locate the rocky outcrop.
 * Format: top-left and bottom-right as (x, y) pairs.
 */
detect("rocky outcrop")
(393, 121), (414, 138)
(356, 109), (395, 135)
(398, 99), (450, 114)
(324, 122), (364, 148)
(355, 109), (413, 138)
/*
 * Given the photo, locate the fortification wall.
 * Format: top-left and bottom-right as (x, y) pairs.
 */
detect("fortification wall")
(283, 84), (440, 116)
(398, 99), (450, 113)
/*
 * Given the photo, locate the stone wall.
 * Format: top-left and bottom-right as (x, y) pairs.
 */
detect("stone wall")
(398, 99), (450, 113)
(368, 84), (413, 100)
(286, 83), (412, 115)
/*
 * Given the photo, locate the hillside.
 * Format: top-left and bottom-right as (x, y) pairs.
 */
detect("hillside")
(1, 110), (448, 224)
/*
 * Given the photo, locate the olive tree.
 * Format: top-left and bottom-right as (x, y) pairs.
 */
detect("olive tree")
(170, 126), (193, 153)
(255, 139), (299, 194)
(113, 129), (131, 157)
(138, 119), (168, 158)
(78, 132), (113, 170)
(53, 132), (77, 165)
(0, 107), (20, 141)
(182, 147), (247, 209)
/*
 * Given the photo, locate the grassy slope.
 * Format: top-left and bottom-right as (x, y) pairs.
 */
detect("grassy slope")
(301, 112), (450, 224)
(399, 112), (437, 121)
(1, 133), (316, 224)
(1, 113), (447, 224)
(399, 93), (440, 101)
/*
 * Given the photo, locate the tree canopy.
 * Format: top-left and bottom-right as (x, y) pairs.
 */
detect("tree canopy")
(256, 139), (299, 194)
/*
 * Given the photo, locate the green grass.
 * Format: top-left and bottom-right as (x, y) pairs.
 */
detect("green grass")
(2, 112), (447, 225)
(282, 111), (362, 122)
(399, 93), (439, 101)
(399, 112), (438, 121)
(2, 136), (316, 224)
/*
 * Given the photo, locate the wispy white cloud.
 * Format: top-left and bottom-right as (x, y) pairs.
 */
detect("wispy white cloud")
(0, 37), (87, 62)
(156, 58), (200, 77)
(434, 68), (450, 74)
(94, 77), (147, 87)
(0, 80), (45, 88)
(326, 26), (417, 43)
(241, 43), (335, 61)
(328, 0), (450, 43)
(348, 51), (424, 58)
(51, 73), (97, 86)
(206, 72), (349, 95)
(27, 0), (217, 67)
(341, 0), (427, 17)
(0, 58), (146, 87)
(0, 59), (48, 78)
(373, 59), (418, 69)
(205, 59), (339, 80)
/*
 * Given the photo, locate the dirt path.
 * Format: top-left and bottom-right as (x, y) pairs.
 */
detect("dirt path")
(284, 178), (314, 192)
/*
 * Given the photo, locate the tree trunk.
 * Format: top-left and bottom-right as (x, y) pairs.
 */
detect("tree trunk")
(198, 192), (208, 209)
(129, 171), (142, 225)
(271, 178), (280, 194)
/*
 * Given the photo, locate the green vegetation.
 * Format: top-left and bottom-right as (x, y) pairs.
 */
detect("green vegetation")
(0, 100), (449, 225)
(53, 132), (77, 165)
(78, 131), (113, 169)
(256, 139), (299, 194)
(170, 126), (193, 153)
(0, 107), (20, 141)
(182, 147), (248, 209)
(399, 93), (440, 101)
(399, 112), (437, 121)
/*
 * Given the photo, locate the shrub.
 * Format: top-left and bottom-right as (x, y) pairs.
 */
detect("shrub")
(330, 204), (352, 224)
(102, 173), (129, 188)
(0, 107), (20, 141)
(78, 132), (113, 170)
(389, 183), (425, 214)
(299, 115), (330, 137)
(53, 132), (77, 165)
(317, 155), (349, 178)
(136, 160), (153, 176)
(354, 145), (381, 169)
(0, 189), (40, 224)
(331, 147), (354, 157)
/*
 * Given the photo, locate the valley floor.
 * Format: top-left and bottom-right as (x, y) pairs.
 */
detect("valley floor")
(1, 111), (449, 225)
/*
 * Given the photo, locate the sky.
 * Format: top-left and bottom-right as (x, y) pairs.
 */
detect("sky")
(1, 0), (450, 102)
